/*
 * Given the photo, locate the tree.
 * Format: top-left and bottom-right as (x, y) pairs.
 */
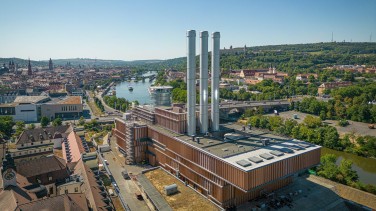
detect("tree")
(339, 159), (358, 184)
(323, 126), (340, 149)
(52, 118), (62, 126)
(255, 106), (264, 115)
(27, 123), (35, 130)
(317, 154), (340, 181)
(40, 116), (50, 127)
(15, 121), (25, 136)
(0, 116), (15, 137)
(78, 116), (85, 126)
(268, 116), (283, 131)
(303, 115), (322, 128)
(338, 119), (349, 127)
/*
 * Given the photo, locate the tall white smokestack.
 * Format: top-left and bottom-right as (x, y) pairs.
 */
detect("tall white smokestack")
(200, 31), (209, 134)
(187, 30), (196, 136)
(211, 32), (220, 131)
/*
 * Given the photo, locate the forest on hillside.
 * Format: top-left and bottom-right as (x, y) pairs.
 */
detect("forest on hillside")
(138, 42), (376, 73)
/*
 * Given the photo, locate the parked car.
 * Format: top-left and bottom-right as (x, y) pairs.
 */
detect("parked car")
(121, 170), (130, 180)
(135, 192), (143, 200)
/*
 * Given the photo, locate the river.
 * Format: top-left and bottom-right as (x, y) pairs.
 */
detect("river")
(321, 147), (376, 185)
(115, 71), (156, 104)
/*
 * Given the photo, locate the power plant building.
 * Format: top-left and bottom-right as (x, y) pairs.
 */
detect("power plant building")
(114, 30), (321, 208)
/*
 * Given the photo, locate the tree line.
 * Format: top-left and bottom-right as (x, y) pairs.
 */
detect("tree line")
(103, 95), (135, 112)
(294, 83), (376, 123)
(246, 114), (376, 158)
(317, 154), (376, 195)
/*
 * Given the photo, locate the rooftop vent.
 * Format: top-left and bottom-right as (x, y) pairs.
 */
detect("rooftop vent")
(289, 145), (304, 151)
(236, 159), (252, 167)
(248, 156), (263, 163)
(270, 150), (284, 157)
(297, 143), (312, 148)
(222, 148), (228, 152)
(261, 138), (270, 146)
(279, 148), (294, 154)
(260, 153), (274, 160)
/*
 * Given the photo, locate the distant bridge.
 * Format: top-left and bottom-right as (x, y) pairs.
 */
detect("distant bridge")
(219, 100), (290, 120)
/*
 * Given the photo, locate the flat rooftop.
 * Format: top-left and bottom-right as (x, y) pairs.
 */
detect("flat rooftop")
(143, 168), (219, 211)
(13, 96), (50, 104)
(48, 96), (82, 105)
(149, 123), (321, 172)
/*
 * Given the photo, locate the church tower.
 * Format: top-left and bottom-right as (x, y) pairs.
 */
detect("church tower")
(27, 59), (32, 76)
(1, 153), (17, 189)
(49, 58), (53, 71)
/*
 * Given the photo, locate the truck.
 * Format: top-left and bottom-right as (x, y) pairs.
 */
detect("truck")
(369, 124), (375, 129)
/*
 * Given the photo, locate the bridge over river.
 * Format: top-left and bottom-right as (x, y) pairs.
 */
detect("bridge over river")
(219, 100), (290, 120)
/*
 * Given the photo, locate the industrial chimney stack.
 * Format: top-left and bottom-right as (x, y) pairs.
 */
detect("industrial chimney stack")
(211, 32), (220, 131)
(187, 30), (196, 136)
(199, 31), (209, 134)
(186, 30), (220, 136)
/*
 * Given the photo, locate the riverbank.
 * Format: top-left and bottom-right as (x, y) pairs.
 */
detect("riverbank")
(307, 175), (376, 209)
(321, 147), (376, 186)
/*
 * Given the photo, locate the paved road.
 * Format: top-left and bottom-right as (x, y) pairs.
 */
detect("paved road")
(103, 140), (149, 211)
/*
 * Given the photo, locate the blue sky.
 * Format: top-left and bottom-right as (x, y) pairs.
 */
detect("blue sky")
(0, 0), (375, 61)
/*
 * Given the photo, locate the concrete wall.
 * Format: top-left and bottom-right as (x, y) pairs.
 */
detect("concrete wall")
(16, 139), (54, 149)
(14, 104), (38, 122)
(57, 182), (82, 195)
(41, 103), (82, 120)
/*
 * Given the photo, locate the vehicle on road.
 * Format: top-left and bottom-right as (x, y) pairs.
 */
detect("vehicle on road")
(121, 170), (130, 180)
(135, 192), (143, 200)
(104, 159), (109, 165)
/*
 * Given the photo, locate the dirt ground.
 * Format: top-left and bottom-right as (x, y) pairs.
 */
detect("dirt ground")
(144, 168), (219, 211)
(266, 111), (376, 137)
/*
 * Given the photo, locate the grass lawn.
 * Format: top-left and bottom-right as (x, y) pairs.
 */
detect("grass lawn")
(144, 168), (219, 211)
(88, 101), (103, 116)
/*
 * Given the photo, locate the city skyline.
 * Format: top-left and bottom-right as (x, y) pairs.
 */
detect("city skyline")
(1, 0), (375, 61)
